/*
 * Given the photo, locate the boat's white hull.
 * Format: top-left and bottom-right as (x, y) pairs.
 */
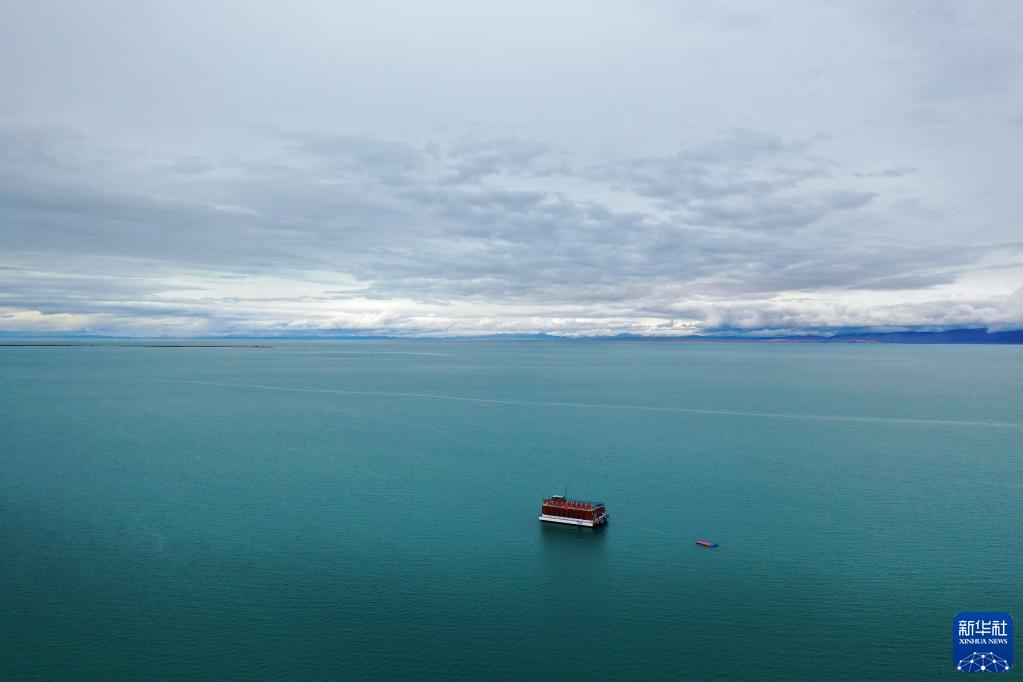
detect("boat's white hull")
(539, 513), (608, 527)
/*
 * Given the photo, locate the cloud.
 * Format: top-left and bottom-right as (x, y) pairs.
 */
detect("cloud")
(593, 129), (825, 206)
(0, 2), (1021, 336)
(856, 166), (918, 179)
(865, 1), (1023, 101)
(1, 122), (1018, 337)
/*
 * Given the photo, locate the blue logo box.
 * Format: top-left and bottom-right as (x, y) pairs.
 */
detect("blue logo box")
(953, 612), (1013, 672)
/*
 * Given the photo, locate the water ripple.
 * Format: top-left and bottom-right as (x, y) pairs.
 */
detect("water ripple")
(173, 379), (1023, 430)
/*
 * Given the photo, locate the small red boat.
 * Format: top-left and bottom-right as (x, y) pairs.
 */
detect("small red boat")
(696, 540), (718, 548)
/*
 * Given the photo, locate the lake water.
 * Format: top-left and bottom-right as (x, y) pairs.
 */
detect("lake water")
(2, 340), (1020, 679)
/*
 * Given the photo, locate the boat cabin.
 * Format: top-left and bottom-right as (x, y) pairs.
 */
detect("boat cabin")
(539, 495), (608, 526)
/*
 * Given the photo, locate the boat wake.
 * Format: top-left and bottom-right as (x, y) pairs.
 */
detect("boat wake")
(171, 379), (1023, 430)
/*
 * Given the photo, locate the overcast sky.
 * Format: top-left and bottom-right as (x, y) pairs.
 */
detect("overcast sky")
(1, 1), (1021, 336)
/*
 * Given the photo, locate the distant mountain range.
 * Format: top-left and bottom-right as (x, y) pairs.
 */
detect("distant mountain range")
(561, 328), (1023, 344)
(753, 328), (1023, 344)
(2, 328), (1022, 343)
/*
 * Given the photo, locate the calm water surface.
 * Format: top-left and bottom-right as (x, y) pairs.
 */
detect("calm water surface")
(1, 341), (1020, 679)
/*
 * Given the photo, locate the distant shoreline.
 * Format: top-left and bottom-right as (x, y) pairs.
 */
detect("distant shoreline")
(1, 328), (1021, 345)
(0, 343), (270, 348)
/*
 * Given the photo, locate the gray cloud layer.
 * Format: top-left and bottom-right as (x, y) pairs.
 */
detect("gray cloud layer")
(1, 1), (1021, 336)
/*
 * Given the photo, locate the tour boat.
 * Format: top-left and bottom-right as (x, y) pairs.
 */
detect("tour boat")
(539, 495), (608, 527)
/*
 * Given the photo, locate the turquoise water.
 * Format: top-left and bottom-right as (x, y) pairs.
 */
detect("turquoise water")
(1, 341), (1020, 679)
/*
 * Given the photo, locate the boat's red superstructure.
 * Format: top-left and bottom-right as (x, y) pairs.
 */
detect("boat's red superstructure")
(539, 495), (608, 527)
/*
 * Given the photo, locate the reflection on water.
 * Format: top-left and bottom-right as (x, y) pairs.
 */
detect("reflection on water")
(538, 520), (608, 565)
(537, 522), (610, 606)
